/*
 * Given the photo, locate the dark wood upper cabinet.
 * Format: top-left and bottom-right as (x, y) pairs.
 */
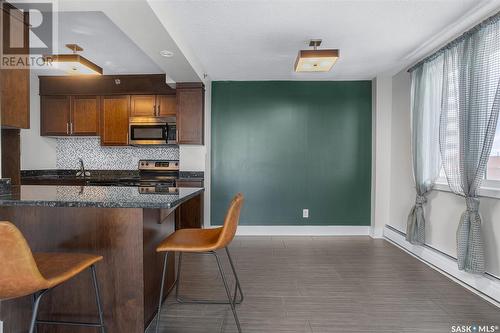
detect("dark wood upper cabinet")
(130, 94), (176, 117)
(176, 84), (204, 145)
(41, 96), (71, 136)
(38, 76), (205, 146)
(157, 95), (177, 117)
(71, 96), (100, 135)
(41, 96), (99, 136)
(1, 3), (30, 129)
(100, 95), (130, 146)
(130, 95), (156, 117)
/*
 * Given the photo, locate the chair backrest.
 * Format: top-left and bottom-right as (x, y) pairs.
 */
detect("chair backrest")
(0, 222), (48, 300)
(215, 193), (244, 249)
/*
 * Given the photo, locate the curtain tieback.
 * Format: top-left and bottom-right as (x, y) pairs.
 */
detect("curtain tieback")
(415, 194), (427, 207)
(465, 197), (480, 213)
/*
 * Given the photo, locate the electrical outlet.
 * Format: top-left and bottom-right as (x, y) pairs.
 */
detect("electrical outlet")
(302, 209), (309, 218)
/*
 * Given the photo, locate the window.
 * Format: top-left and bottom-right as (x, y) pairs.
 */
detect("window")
(437, 43), (500, 190)
(485, 125), (500, 184)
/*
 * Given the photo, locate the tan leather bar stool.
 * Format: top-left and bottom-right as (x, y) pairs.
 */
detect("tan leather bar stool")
(0, 222), (106, 333)
(155, 193), (244, 333)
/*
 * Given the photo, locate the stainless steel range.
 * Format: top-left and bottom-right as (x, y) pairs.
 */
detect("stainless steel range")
(86, 159), (179, 193)
(137, 159), (179, 194)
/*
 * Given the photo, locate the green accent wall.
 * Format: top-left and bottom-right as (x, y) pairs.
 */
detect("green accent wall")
(211, 81), (372, 226)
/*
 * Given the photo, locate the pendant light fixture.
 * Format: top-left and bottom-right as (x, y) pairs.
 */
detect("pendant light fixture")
(44, 44), (103, 75)
(294, 39), (339, 72)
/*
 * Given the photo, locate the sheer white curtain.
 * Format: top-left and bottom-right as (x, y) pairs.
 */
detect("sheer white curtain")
(439, 16), (500, 273)
(406, 56), (443, 244)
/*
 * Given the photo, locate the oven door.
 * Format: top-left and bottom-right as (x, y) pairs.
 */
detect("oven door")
(129, 123), (168, 145)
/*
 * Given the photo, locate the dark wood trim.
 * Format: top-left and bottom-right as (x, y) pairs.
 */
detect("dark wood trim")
(39, 74), (176, 96)
(176, 82), (204, 90)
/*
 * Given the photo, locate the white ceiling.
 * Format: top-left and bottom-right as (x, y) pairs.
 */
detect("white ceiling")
(31, 0), (203, 82)
(33, 11), (162, 76)
(148, 0), (497, 81)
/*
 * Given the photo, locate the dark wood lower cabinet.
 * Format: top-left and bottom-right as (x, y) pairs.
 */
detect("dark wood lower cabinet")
(0, 206), (177, 333)
(176, 180), (204, 229)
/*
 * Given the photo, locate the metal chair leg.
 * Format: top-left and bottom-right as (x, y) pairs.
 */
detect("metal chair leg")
(174, 252), (183, 302)
(175, 248), (244, 305)
(155, 252), (168, 333)
(213, 251), (242, 333)
(225, 247), (244, 304)
(29, 289), (48, 333)
(91, 265), (106, 333)
(30, 266), (106, 332)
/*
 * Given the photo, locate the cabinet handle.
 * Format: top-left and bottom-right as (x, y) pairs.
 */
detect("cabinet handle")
(66, 123), (69, 135)
(157, 104), (161, 116)
(176, 129), (179, 143)
(70, 123), (73, 135)
(153, 105), (157, 116)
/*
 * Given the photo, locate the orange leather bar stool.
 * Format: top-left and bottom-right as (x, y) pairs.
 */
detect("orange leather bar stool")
(0, 222), (106, 333)
(155, 193), (244, 333)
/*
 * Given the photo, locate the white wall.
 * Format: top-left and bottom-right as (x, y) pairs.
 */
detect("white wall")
(20, 72), (57, 170)
(388, 69), (500, 278)
(371, 76), (393, 238)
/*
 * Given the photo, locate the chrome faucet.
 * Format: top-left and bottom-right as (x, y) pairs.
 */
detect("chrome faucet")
(76, 158), (90, 178)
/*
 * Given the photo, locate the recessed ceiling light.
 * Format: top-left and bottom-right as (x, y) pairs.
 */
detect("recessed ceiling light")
(160, 50), (174, 58)
(294, 39), (339, 72)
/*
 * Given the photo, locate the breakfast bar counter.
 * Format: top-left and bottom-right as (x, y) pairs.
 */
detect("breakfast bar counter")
(0, 185), (204, 333)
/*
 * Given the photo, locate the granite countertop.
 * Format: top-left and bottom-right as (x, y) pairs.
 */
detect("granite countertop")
(0, 185), (204, 209)
(21, 170), (204, 182)
(21, 170), (140, 182)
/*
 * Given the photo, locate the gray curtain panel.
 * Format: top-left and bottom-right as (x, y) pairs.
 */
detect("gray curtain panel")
(439, 16), (500, 273)
(407, 57), (443, 244)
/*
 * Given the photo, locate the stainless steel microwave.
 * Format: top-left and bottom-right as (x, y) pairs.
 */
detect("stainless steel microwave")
(129, 117), (177, 146)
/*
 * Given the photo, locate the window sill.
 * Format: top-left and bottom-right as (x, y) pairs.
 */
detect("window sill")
(434, 182), (500, 200)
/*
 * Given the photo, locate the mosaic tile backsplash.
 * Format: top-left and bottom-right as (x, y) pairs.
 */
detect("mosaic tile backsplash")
(56, 137), (179, 170)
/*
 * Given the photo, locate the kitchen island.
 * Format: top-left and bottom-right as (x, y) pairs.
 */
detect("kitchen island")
(0, 185), (204, 333)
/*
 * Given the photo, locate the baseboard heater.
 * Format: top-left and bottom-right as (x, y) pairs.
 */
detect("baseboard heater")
(383, 224), (500, 307)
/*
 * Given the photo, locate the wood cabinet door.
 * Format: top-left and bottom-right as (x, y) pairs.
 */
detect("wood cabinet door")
(130, 95), (156, 117)
(71, 96), (99, 135)
(1, 5), (30, 129)
(100, 95), (130, 146)
(175, 180), (204, 229)
(156, 95), (176, 117)
(41, 96), (71, 136)
(177, 88), (204, 144)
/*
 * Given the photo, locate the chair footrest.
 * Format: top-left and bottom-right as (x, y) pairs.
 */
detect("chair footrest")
(176, 296), (243, 305)
(36, 319), (104, 327)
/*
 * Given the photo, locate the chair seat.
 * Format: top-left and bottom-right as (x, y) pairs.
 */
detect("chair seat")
(156, 228), (223, 253)
(34, 253), (103, 288)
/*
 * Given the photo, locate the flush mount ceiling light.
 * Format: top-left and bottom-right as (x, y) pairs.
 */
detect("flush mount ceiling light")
(160, 50), (174, 58)
(294, 39), (339, 72)
(43, 44), (103, 75)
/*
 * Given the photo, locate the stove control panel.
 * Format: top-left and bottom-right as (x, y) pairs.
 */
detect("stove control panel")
(138, 160), (179, 171)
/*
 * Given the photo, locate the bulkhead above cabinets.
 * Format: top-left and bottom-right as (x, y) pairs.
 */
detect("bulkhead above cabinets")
(38, 75), (204, 146)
